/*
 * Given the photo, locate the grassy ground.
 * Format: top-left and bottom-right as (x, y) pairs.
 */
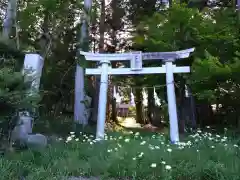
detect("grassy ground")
(1, 127), (240, 180)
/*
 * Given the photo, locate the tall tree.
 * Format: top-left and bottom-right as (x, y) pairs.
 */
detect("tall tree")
(91, 0), (105, 123)
(74, 0), (92, 125)
(2, 0), (18, 40)
(105, 0), (126, 122)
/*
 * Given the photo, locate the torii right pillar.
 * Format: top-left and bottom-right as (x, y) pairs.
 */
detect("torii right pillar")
(163, 48), (195, 143)
(164, 59), (180, 143)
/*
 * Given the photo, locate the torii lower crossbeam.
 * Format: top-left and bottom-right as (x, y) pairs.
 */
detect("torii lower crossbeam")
(85, 66), (190, 75)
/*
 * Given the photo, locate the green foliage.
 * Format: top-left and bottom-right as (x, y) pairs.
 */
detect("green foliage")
(128, 106), (136, 114)
(0, 51), (41, 139)
(1, 129), (240, 179)
(0, 57), (41, 115)
(189, 52), (231, 101)
(16, 0), (86, 115)
(132, 3), (240, 104)
(0, 54), (41, 148)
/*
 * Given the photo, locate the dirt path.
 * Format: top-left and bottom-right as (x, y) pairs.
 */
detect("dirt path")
(119, 117), (141, 128)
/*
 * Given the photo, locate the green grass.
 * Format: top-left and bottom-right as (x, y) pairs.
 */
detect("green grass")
(1, 128), (240, 180)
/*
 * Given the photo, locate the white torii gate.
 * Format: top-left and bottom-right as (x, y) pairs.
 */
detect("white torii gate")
(80, 48), (195, 143)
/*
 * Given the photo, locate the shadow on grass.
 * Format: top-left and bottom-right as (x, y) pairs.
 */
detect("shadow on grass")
(33, 115), (170, 139)
(33, 115), (97, 137)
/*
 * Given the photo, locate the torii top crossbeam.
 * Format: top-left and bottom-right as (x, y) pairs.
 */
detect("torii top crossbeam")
(80, 48), (195, 61)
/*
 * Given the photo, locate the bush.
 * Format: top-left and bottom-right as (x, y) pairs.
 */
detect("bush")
(0, 44), (41, 148)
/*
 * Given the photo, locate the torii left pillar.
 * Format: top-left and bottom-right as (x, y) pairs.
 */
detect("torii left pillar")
(96, 59), (110, 139)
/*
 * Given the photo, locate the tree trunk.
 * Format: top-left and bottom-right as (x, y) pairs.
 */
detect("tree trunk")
(2, 0), (18, 40)
(189, 87), (197, 129)
(108, 0), (120, 123)
(135, 88), (144, 124)
(238, 0), (240, 21)
(92, 0), (105, 122)
(38, 10), (50, 58)
(196, 102), (214, 127)
(147, 88), (154, 124)
(74, 0), (92, 125)
(178, 84), (186, 134)
(111, 96), (117, 122)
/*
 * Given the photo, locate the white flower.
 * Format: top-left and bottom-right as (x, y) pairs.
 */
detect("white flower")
(151, 163), (157, 168)
(114, 148), (118, 151)
(67, 137), (72, 141)
(197, 149), (199, 152)
(165, 165), (171, 170)
(149, 146), (155, 150)
(132, 157), (136, 160)
(75, 138), (79, 141)
(140, 141), (146, 145)
(234, 144), (238, 147)
(125, 138), (130, 142)
(206, 126), (210, 129)
(70, 132), (75, 135)
(161, 161), (166, 164)
(178, 146), (184, 150)
(135, 132), (140, 136)
(211, 146), (215, 149)
(155, 146), (160, 149)
(117, 143), (122, 148)
(161, 142), (164, 145)
(89, 142), (93, 145)
(167, 148), (172, 152)
(107, 149), (112, 152)
(138, 152), (144, 158)
(119, 136), (123, 139)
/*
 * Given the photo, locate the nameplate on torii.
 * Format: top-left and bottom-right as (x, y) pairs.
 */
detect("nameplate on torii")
(130, 51), (142, 70)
